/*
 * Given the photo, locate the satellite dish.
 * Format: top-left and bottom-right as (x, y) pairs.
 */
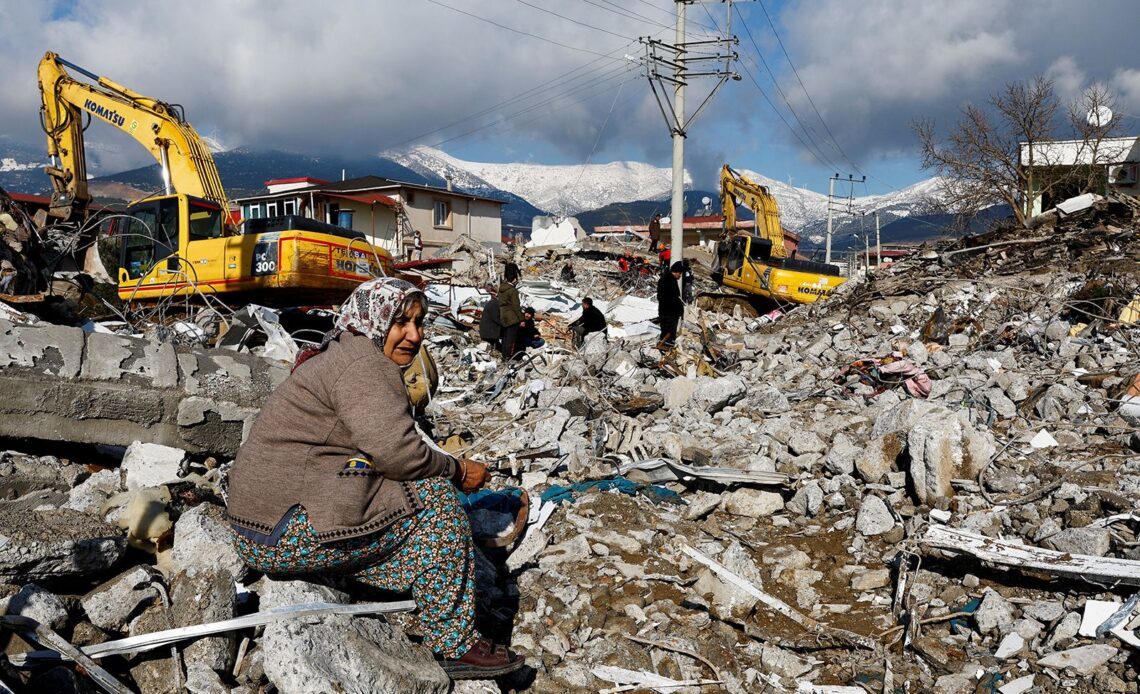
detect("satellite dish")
(701, 196), (711, 206)
(1087, 105), (1113, 128)
(660, 216), (670, 225)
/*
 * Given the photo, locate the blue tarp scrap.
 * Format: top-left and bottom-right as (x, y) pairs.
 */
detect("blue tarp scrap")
(539, 476), (684, 506)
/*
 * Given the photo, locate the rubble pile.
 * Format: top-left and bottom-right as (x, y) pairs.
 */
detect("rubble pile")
(0, 202), (1138, 693)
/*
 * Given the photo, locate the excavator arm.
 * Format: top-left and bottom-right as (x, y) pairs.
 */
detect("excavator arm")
(38, 52), (228, 219)
(720, 164), (787, 259)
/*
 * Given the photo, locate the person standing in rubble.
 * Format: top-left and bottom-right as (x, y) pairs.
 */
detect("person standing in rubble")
(647, 213), (662, 252)
(657, 262), (684, 349)
(478, 286), (501, 353)
(569, 297), (607, 348)
(225, 277), (525, 680)
(498, 262), (522, 360)
(414, 229), (424, 260)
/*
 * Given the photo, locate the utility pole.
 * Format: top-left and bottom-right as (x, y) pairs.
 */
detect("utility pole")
(874, 211), (881, 269)
(669, 1), (686, 264)
(825, 173), (865, 267)
(861, 212), (869, 270)
(641, 1), (738, 274)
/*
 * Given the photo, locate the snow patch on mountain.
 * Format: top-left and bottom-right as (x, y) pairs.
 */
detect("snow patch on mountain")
(391, 146), (690, 215)
(1, 158), (41, 173)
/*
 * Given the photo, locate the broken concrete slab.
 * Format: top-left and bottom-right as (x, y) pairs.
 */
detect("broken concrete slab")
(0, 507), (126, 581)
(81, 565), (161, 633)
(121, 442), (186, 490)
(1037, 643), (1118, 676)
(169, 503), (247, 582)
(258, 578), (450, 694)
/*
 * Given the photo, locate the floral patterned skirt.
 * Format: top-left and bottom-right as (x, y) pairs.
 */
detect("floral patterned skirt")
(232, 477), (477, 657)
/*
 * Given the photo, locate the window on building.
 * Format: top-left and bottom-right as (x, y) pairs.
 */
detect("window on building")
(248, 204), (263, 220)
(433, 200), (451, 228)
(283, 199), (297, 215)
(267, 201), (278, 217)
(407, 191), (416, 205)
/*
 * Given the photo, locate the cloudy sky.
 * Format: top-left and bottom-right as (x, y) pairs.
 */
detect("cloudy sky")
(3, 0), (1138, 195)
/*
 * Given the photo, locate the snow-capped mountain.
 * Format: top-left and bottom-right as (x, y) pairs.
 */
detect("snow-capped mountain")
(392, 145), (692, 216)
(738, 168), (949, 242)
(393, 146), (948, 240)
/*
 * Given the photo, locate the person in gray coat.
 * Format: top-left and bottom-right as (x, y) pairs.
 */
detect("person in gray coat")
(497, 263), (522, 360)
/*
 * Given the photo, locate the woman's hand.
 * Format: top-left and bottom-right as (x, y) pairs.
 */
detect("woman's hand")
(454, 459), (489, 494)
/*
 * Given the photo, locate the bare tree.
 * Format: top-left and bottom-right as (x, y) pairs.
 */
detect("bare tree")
(914, 76), (1062, 226)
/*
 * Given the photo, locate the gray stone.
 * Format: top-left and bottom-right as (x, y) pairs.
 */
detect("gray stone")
(856, 433), (903, 483)
(1044, 526), (1111, 557)
(750, 384), (790, 413)
(855, 495), (894, 536)
(974, 589), (1015, 635)
(529, 406), (571, 448)
(184, 662), (229, 694)
(908, 406), (994, 504)
(82, 565), (160, 632)
(0, 508), (126, 581)
(1045, 320), (1071, 341)
(722, 489), (784, 517)
(787, 430), (825, 456)
(259, 578), (449, 694)
(691, 375), (746, 413)
(934, 673), (974, 693)
(825, 433), (858, 475)
(786, 481), (824, 517)
(81, 332), (134, 381)
(996, 372), (1030, 402)
(1047, 611), (1082, 649)
(665, 377), (697, 410)
(121, 441), (186, 490)
(536, 387), (590, 418)
(170, 503), (247, 581)
(682, 491), (721, 521)
(61, 469), (122, 514)
(849, 568), (891, 591)
(3, 583), (69, 630)
(1023, 601), (1065, 623)
(162, 569), (236, 671)
(1037, 644), (1118, 676)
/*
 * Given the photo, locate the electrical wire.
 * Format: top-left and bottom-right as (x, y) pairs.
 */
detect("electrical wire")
(424, 0), (626, 58)
(513, 0), (638, 41)
(380, 39), (643, 152)
(754, 0), (864, 177)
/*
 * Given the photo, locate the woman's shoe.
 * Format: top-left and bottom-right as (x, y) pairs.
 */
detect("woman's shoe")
(439, 637), (525, 680)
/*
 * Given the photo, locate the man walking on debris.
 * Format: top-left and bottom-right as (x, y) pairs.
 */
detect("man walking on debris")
(647, 213), (661, 252)
(497, 262), (522, 360)
(657, 261), (685, 349)
(569, 297), (607, 347)
(413, 229), (423, 260)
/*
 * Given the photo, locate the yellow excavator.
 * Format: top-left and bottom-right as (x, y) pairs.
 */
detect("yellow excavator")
(716, 164), (845, 304)
(38, 51), (393, 306)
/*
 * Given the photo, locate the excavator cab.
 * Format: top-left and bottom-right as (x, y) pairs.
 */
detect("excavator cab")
(115, 194), (225, 293)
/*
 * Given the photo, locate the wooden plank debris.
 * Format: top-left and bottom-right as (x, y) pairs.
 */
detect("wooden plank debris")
(919, 525), (1140, 586)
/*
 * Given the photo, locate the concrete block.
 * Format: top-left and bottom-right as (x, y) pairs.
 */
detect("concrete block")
(122, 442), (185, 490)
(81, 332), (133, 381)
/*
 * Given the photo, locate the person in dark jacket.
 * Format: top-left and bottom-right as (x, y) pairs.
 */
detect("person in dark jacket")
(647, 213), (661, 252)
(497, 263), (522, 360)
(226, 278), (524, 679)
(657, 262), (685, 349)
(478, 293), (501, 352)
(569, 297), (607, 348)
(515, 306), (544, 352)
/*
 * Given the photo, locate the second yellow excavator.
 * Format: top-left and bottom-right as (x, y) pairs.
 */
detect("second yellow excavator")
(716, 164), (845, 304)
(38, 52), (392, 306)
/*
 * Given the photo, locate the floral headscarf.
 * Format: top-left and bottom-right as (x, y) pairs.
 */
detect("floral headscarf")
(294, 277), (426, 370)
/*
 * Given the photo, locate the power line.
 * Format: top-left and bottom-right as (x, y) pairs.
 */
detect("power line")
(425, 66), (640, 149)
(425, 0), (625, 58)
(380, 39), (642, 152)
(755, 0), (864, 176)
(625, 0), (721, 32)
(513, 0), (637, 41)
(733, 4), (838, 171)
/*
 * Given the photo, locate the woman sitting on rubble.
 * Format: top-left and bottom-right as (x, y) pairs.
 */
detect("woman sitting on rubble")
(225, 277), (525, 680)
